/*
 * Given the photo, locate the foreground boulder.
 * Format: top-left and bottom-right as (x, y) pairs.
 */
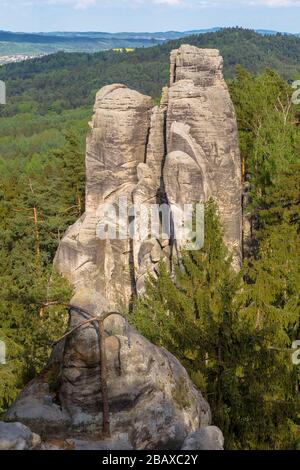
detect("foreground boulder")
(6, 292), (211, 450)
(0, 422), (41, 450)
(182, 426), (224, 451)
(40, 435), (133, 450)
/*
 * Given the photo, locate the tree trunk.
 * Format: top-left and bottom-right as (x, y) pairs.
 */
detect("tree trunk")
(98, 319), (110, 437)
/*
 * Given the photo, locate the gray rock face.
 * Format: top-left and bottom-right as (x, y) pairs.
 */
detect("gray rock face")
(170, 46), (224, 87)
(72, 435), (133, 451)
(55, 84), (153, 309)
(167, 46), (242, 268)
(133, 88), (170, 291)
(181, 426), (224, 451)
(0, 422), (41, 450)
(5, 379), (71, 435)
(40, 435), (133, 451)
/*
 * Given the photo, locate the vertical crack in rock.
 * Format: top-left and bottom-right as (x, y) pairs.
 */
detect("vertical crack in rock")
(54, 83), (153, 309)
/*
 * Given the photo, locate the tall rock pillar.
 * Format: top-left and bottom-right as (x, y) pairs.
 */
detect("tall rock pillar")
(165, 45), (242, 268)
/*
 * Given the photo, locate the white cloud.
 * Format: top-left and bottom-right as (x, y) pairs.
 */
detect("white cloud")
(248, 0), (300, 5)
(46, 0), (96, 9)
(2, 0), (300, 10)
(74, 0), (96, 10)
(84, 0), (300, 7)
(154, 0), (183, 4)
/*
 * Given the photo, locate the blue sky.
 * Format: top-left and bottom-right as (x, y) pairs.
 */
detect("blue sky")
(0, 0), (299, 33)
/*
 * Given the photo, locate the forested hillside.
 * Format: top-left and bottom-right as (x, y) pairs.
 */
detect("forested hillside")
(0, 28), (299, 166)
(0, 27), (298, 60)
(0, 28), (221, 57)
(0, 30), (164, 57)
(1, 28), (300, 117)
(0, 28), (300, 448)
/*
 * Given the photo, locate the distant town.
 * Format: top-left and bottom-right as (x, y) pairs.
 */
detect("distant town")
(0, 54), (44, 65)
(0, 48), (135, 66)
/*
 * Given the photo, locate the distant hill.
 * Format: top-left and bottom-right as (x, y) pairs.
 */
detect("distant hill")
(0, 30), (163, 56)
(0, 28), (222, 57)
(0, 27), (299, 57)
(1, 28), (300, 116)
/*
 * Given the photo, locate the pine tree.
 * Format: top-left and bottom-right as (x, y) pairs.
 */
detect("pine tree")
(132, 201), (244, 446)
(230, 66), (299, 202)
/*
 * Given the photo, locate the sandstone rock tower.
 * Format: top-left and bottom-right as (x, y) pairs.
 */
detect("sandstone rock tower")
(55, 45), (242, 309)
(6, 45), (240, 450)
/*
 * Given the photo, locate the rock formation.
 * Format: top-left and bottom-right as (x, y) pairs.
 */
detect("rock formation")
(181, 426), (224, 451)
(6, 291), (211, 450)
(55, 45), (242, 303)
(0, 422), (41, 450)
(55, 84), (153, 309)
(6, 45), (240, 450)
(167, 46), (242, 267)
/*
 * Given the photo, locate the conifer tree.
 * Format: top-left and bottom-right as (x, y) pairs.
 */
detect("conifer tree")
(132, 200), (300, 449)
(0, 129), (85, 411)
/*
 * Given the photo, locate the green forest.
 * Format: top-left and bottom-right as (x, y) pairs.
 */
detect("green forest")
(0, 28), (300, 449)
(1, 28), (300, 116)
(0, 29), (209, 57)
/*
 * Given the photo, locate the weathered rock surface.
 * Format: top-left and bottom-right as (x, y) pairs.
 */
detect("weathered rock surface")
(167, 45), (242, 268)
(133, 87), (170, 291)
(5, 379), (71, 435)
(72, 436), (133, 451)
(0, 422), (41, 450)
(181, 426), (224, 451)
(55, 84), (153, 309)
(40, 435), (133, 450)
